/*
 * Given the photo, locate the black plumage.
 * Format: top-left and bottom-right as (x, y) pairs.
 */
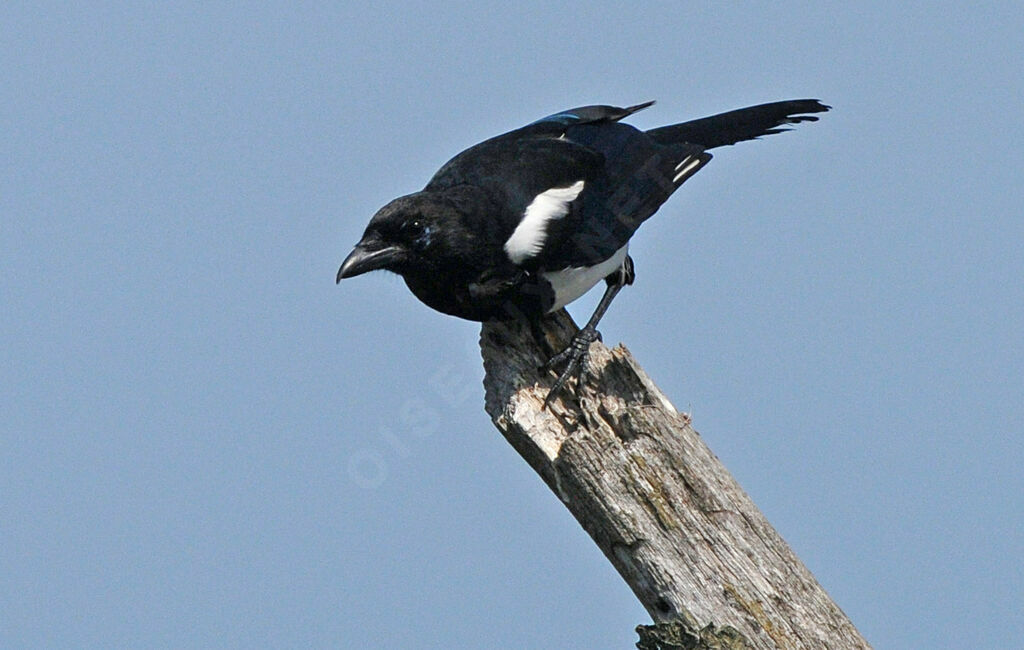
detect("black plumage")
(338, 99), (829, 403)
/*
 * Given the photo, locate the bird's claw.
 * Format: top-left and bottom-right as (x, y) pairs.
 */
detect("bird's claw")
(542, 327), (601, 408)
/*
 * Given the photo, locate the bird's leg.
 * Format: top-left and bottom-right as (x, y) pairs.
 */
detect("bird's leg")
(543, 257), (634, 408)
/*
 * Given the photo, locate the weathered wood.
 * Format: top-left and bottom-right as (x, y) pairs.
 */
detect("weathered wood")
(480, 310), (870, 649)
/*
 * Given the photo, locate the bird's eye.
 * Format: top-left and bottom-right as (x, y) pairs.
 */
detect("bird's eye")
(402, 218), (431, 248)
(401, 219), (425, 236)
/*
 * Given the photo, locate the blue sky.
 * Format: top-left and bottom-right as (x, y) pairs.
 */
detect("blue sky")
(2, 3), (1022, 648)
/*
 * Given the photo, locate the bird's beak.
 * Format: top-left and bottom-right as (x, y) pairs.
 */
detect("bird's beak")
(336, 242), (404, 282)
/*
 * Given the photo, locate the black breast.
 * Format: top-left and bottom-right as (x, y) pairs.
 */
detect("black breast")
(403, 269), (553, 323)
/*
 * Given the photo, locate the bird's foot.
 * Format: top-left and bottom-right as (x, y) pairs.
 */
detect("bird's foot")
(542, 326), (602, 408)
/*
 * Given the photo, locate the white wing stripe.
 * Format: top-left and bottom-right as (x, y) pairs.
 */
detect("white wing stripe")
(674, 155), (694, 170)
(672, 156), (702, 183)
(504, 180), (585, 264)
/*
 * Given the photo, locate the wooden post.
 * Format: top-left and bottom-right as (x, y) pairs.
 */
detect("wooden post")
(480, 310), (871, 649)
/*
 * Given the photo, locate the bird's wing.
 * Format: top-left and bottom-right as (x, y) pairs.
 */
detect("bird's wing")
(426, 101), (707, 271)
(425, 130), (606, 269)
(426, 101), (655, 193)
(536, 121), (709, 268)
(522, 101), (655, 134)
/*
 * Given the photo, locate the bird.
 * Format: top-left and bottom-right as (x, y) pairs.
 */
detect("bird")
(337, 99), (829, 406)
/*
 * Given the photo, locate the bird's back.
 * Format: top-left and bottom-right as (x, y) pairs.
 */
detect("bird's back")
(426, 106), (705, 272)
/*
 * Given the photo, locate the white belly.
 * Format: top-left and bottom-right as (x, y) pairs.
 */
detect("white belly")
(541, 245), (629, 312)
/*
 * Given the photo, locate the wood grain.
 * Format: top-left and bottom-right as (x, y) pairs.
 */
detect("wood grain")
(480, 310), (870, 649)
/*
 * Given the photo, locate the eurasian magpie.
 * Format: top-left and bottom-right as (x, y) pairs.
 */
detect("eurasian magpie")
(337, 99), (829, 405)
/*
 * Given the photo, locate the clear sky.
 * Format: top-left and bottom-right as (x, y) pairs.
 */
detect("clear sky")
(3, 2), (1022, 648)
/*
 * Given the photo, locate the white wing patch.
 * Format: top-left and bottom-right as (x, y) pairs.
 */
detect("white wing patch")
(504, 180), (585, 264)
(543, 245), (629, 312)
(672, 155), (702, 184)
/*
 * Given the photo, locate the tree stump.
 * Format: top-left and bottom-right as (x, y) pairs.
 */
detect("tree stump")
(480, 310), (870, 649)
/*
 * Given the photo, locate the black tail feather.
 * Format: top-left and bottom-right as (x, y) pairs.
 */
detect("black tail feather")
(646, 99), (830, 150)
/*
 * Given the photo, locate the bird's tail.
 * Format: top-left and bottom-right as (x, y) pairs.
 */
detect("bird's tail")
(645, 99), (830, 150)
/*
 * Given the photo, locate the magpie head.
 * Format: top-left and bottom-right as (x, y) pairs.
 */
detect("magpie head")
(337, 192), (458, 282)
